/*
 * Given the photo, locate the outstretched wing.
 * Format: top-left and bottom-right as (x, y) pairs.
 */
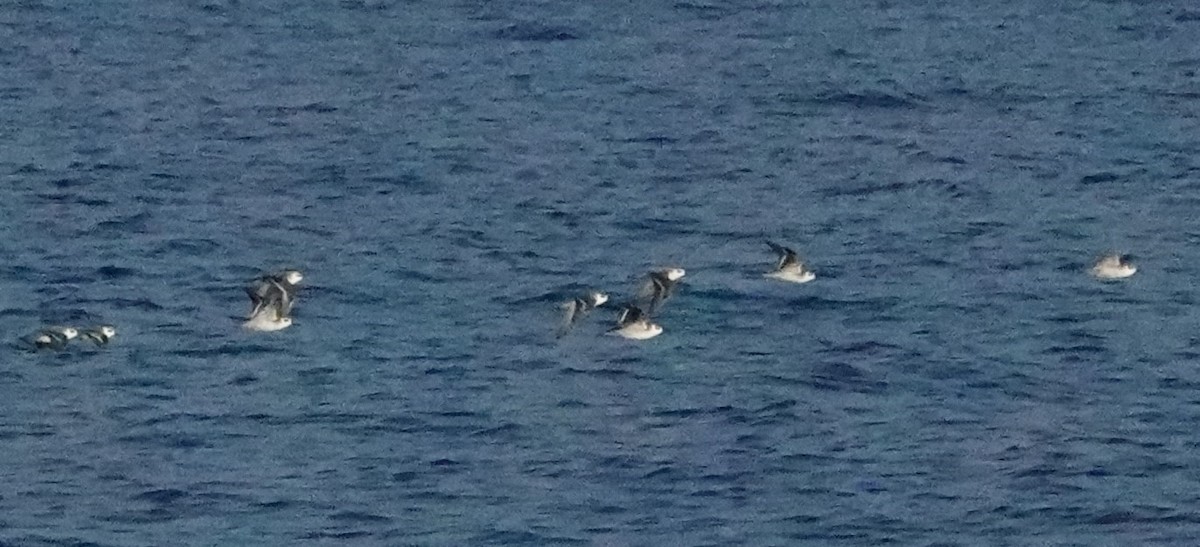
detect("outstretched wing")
(245, 276), (276, 317)
(83, 329), (110, 345)
(766, 241), (798, 270)
(248, 278), (294, 318)
(616, 304), (645, 326)
(636, 272), (675, 315)
(557, 299), (583, 337)
(274, 278), (295, 316)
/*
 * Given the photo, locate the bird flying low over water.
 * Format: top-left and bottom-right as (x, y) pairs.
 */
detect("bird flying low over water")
(1090, 253), (1136, 280)
(765, 241), (816, 283)
(558, 290), (609, 337)
(608, 304), (663, 340)
(243, 300), (293, 332)
(25, 326), (79, 350)
(637, 268), (686, 315)
(247, 270), (303, 318)
(82, 325), (117, 345)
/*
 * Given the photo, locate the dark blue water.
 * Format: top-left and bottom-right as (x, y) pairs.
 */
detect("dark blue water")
(3, 1), (1200, 544)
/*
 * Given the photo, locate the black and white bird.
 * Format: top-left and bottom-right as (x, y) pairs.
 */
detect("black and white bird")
(82, 325), (117, 345)
(764, 241), (816, 283)
(246, 270), (303, 318)
(26, 326), (79, 350)
(558, 291), (609, 336)
(608, 304), (663, 340)
(636, 268), (686, 315)
(1090, 253), (1136, 279)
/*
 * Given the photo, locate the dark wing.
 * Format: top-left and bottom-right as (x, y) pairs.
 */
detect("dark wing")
(616, 305), (644, 326)
(41, 329), (69, 342)
(31, 330), (67, 349)
(268, 279), (294, 316)
(245, 286), (265, 317)
(245, 277), (275, 317)
(557, 299), (583, 337)
(637, 272), (675, 315)
(766, 241), (798, 270)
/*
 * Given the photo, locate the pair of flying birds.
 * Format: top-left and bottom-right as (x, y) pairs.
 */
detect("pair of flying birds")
(561, 241), (816, 339)
(26, 325), (117, 351)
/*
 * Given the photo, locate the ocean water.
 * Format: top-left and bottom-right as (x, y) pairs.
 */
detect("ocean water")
(2, 0), (1200, 545)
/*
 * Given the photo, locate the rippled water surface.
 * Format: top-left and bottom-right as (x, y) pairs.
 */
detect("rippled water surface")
(3, 1), (1200, 545)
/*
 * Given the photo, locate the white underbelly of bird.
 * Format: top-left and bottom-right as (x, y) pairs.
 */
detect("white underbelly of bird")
(243, 311), (292, 332)
(609, 321), (663, 340)
(765, 269), (816, 283)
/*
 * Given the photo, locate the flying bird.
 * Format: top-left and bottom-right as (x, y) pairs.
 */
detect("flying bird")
(82, 325), (117, 346)
(558, 291), (609, 337)
(608, 304), (663, 340)
(1090, 253), (1136, 279)
(764, 241), (816, 283)
(247, 269), (303, 318)
(636, 268), (686, 315)
(25, 326), (79, 350)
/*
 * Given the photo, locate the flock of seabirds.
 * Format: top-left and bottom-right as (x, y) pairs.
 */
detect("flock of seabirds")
(22, 270), (304, 351)
(21, 244), (1138, 350)
(560, 243), (1136, 340)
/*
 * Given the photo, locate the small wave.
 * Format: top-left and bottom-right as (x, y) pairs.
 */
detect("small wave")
(780, 90), (926, 110)
(472, 530), (555, 544)
(229, 374), (258, 386)
(559, 366), (633, 378)
(673, 2), (736, 19)
(804, 362), (889, 393)
(133, 488), (189, 504)
(93, 212), (154, 234)
(301, 530), (373, 540)
(119, 432), (207, 448)
(469, 423), (524, 440)
(329, 510), (392, 523)
(94, 265), (139, 279)
(1079, 172), (1122, 185)
(256, 102), (338, 117)
(820, 177), (965, 199)
(170, 344), (277, 359)
(493, 22), (581, 42)
(153, 238), (221, 256)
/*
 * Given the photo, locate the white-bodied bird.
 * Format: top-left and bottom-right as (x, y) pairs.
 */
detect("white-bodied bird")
(765, 241), (816, 283)
(82, 325), (117, 345)
(608, 304), (663, 340)
(247, 269), (303, 318)
(26, 326), (79, 350)
(1090, 253), (1136, 280)
(636, 268), (686, 315)
(243, 301), (293, 332)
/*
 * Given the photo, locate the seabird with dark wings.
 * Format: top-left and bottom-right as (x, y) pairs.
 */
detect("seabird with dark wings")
(25, 326), (79, 350)
(82, 325), (117, 346)
(247, 269), (303, 318)
(764, 241), (816, 284)
(636, 268), (686, 315)
(1090, 253), (1136, 280)
(608, 304), (663, 340)
(558, 290), (609, 337)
